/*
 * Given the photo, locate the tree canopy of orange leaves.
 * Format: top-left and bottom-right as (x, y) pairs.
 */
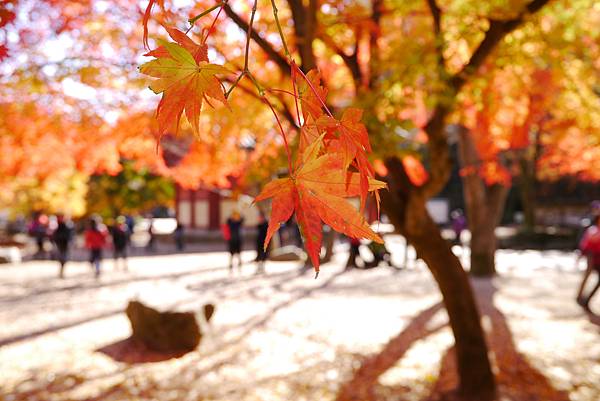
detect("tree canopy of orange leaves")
(460, 64), (600, 186)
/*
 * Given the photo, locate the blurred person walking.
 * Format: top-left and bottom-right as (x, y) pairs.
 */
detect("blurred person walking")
(51, 215), (73, 278)
(576, 201), (600, 307)
(174, 221), (185, 251)
(255, 212), (269, 275)
(85, 218), (107, 278)
(28, 213), (48, 258)
(146, 217), (156, 252)
(577, 213), (600, 312)
(451, 209), (467, 246)
(111, 216), (129, 271)
(226, 210), (244, 272)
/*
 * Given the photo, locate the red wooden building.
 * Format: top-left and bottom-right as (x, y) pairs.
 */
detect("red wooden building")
(175, 185), (260, 230)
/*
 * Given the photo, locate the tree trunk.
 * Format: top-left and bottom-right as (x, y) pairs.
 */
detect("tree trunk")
(518, 156), (536, 232)
(457, 128), (509, 277)
(470, 224), (497, 276)
(382, 157), (495, 400)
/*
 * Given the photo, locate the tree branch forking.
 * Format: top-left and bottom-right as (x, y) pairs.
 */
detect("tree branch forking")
(450, 0), (552, 92)
(420, 0), (552, 199)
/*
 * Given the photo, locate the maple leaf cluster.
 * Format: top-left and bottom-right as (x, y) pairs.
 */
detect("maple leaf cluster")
(140, 4), (385, 273)
(254, 66), (386, 272)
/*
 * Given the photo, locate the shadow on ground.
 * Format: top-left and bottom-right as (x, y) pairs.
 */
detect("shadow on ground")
(335, 278), (571, 401)
(96, 337), (190, 363)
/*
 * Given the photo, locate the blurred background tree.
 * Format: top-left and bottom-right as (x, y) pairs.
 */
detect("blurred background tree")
(86, 160), (174, 220)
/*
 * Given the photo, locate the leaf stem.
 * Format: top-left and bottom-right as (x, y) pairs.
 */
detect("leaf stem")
(188, 1), (224, 25)
(246, 71), (265, 96)
(263, 96), (293, 173)
(270, 0), (291, 58)
(225, 71), (246, 98)
(202, 0), (226, 42)
(244, 0), (259, 70)
(225, 0), (258, 99)
(293, 64), (334, 118)
(290, 62), (302, 127)
(266, 88), (297, 97)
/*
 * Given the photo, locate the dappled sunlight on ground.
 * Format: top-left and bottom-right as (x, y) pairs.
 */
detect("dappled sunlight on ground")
(0, 248), (599, 400)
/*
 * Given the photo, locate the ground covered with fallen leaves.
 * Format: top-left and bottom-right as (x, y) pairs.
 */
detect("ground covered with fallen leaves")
(0, 240), (599, 401)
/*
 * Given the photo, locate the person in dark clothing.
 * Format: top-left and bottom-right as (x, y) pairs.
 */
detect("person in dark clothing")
(29, 214), (48, 258)
(51, 215), (73, 278)
(111, 216), (129, 271)
(174, 221), (185, 251)
(255, 212), (269, 275)
(345, 237), (363, 269)
(227, 211), (244, 272)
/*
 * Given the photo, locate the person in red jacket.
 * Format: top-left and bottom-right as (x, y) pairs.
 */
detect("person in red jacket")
(85, 218), (107, 278)
(577, 214), (600, 311)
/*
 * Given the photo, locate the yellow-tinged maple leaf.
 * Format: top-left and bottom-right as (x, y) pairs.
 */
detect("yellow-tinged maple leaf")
(139, 39), (231, 136)
(255, 138), (386, 273)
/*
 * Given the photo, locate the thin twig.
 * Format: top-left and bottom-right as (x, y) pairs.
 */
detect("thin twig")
(188, 1), (225, 25)
(225, 0), (258, 99)
(291, 64), (302, 127)
(270, 0), (291, 57)
(186, 1), (226, 34)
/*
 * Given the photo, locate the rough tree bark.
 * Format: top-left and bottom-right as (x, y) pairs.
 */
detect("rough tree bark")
(381, 158), (495, 400)
(458, 128), (510, 276)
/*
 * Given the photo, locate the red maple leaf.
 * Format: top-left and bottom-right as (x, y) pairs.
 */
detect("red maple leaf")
(255, 137), (385, 272)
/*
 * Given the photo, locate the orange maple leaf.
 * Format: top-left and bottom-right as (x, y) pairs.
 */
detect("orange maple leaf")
(255, 138), (386, 272)
(144, 25), (208, 64)
(140, 38), (230, 136)
(314, 108), (375, 210)
(296, 69), (327, 121)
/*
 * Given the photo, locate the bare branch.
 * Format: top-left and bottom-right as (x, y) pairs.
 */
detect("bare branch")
(450, 0), (552, 91)
(425, 0), (446, 75)
(425, 0), (442, 37)
(368, 0), (383, 89)
(318, 30), (362, 85)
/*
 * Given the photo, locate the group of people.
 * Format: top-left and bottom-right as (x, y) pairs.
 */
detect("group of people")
(30, 214), (132, 278)
(223, 210), (269, 275)
(83, 216), (130, 277)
